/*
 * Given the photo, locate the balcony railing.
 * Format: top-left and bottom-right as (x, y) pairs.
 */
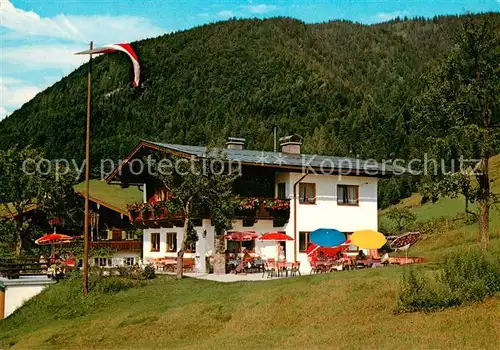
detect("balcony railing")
(127, 198), (290, 225)
(90, 240), (142, 252)
(234, 198), (290, 221)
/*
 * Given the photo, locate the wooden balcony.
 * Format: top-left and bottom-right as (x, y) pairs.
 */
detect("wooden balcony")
(90, 240), (142, 252)
(234, 198), (290, 222)
(128, 198), (290, 227)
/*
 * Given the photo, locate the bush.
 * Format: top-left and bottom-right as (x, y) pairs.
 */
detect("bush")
(89, 276), (138, 294)
(142, 263), (156, 280)
(395, 269), (456, 313)
(396, 249), (500, 313)
(440, 250), (500, 302)
(412, 214), (464, 235)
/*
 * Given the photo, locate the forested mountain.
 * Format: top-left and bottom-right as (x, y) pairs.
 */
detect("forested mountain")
(1, 14), (499, 207)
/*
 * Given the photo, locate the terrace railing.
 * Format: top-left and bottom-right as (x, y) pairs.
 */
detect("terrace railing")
(0, 258), (45, 279)
(89, 240), (142, 252)
(128, 197), (290, 227)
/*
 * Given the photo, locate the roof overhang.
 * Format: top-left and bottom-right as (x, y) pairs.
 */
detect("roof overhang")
(74, 190), (128, 216)
(105, 140), (400, 185)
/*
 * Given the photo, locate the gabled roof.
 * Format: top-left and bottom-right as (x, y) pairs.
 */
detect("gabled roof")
(74, 180), (143, 215)
(106, 139), (400, 183)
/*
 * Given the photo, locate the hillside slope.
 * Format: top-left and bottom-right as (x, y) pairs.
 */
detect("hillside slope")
(381, 154), (500, 221)
(1, 269), (499, 349)
(379, 155), (500, 258)
(2, 15), (498, 166)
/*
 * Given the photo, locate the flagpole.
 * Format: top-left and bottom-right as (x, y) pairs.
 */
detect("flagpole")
(83, 41), (93, 296)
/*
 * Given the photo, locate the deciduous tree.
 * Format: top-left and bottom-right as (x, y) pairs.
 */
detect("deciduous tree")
(414, 17), (500, 248)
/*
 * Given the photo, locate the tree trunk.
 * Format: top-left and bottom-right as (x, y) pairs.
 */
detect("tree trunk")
(176, 248), (184, 280)
(176, 198), (192, 280)
(14, 214), (24, 258)
(14, 230), (22, 258)
(477, 153), (490, 250)
(478, 200), (489, 249)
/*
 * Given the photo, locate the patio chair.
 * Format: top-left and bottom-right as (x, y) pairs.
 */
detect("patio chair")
(290, 261), (301, 277)
(262, 261), (276, 278)
(309, 260), (321, 274)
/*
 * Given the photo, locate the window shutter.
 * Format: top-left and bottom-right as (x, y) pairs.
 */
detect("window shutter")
(107, 230), (113, 240)
(122, 230), (126, 240)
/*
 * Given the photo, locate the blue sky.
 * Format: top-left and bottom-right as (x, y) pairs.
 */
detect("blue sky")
(1, 0), (499, 120)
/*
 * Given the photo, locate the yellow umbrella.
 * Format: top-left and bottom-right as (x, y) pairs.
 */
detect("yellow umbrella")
(350, 230), (387, 249)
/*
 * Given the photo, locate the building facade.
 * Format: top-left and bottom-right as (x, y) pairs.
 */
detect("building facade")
(106, 136), (394, 273)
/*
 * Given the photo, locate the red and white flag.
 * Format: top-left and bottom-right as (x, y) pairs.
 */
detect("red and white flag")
(76, 43), (141, 87)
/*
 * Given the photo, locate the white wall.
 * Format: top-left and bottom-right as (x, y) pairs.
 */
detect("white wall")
(279, 172), (378, 271)
(143, 220), (213, 272)
(2, 277), (55, 318)
(90, 251), (141, 267)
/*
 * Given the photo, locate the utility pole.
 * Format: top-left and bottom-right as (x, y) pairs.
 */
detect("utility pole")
(83, 41), (93, 296)
(273, 124), (278, 152)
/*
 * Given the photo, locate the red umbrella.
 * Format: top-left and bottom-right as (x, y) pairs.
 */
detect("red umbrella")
(259, 232), (294, 241)
(225, 231), (259, 252)
(225, 231), (259, 241)
(35, 233), (74, 245)
(259, 232), (294, 264)
(390, 232), (421, 251)
(306, 240), (351, 257)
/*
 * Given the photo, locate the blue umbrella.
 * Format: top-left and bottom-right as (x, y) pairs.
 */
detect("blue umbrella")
(309, 228), (346, 248)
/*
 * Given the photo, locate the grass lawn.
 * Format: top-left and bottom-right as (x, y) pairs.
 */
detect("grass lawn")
(1, 265), (499, 350)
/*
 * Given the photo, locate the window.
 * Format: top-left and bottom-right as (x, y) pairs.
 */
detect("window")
(156, 188), (170, 202)
(166, 232), (177, 252)
(277, 183), (286, 199)
(299, 183), (316, 204)
(242, 240), (255, 251)
(94, 257), (111, 267)
(227, 241), (240, 253)
(299, 231), (310, 252)
(151, 232), (160, 252)
(124, 257), (135, 266)
(125, 231), (135, 240)
(97, 230), (110, 241)
(337, 185), (359, 206)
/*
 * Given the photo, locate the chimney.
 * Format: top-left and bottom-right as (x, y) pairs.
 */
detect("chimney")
(226, 137), (246, 150)
(279, 135), (302, 154)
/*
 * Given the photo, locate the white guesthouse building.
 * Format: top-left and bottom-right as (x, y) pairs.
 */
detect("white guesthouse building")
(105, 136), (396, 273)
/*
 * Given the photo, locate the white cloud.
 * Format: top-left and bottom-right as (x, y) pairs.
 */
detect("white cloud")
(0, 77), (41, 116)
(196, 13), (209, 18)
(372, 11), (409, 23)
(217, 10), (234, 18)
(1, 44), (88, 73)
(0, 107), (10, 121)
(0, 0), (169, 114)
(243, 4), (278, 14)
(0, 0), (165, 43)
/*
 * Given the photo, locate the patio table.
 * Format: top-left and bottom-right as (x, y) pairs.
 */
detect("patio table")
(251, 259), (265, 273)
(277, 262), (294, 277)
